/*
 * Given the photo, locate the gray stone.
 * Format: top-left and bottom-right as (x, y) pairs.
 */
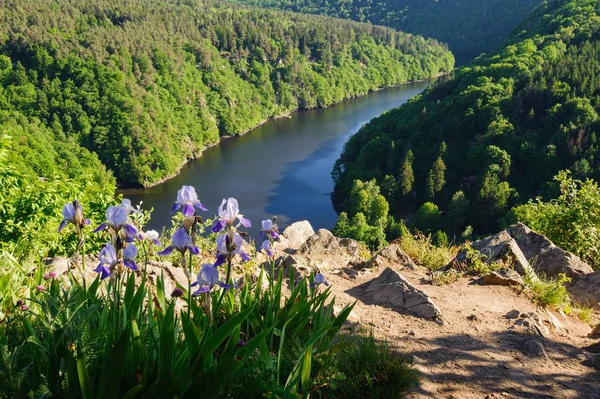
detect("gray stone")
(449, 231), (538, 280)
(281, 221), (315, 249)
(567, 271), (600, 310)
(505, 310), (521, 319)
(298, 229), (340, 255)
(506, 223), (593, 279)
(48, 257), (71, 275)
(367, 244), (417, 270)
(522, 339), (548, 359)
(589, 324), (600, 339)
(479, 268), (524, 287)
(592, 354), (600, 370)
(363, 267), (443, 322)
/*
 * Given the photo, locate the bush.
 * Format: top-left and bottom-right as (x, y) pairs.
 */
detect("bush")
(323, 331), (420, 398)
(522, 271), (571, 309)
(397, 231), (457, 271)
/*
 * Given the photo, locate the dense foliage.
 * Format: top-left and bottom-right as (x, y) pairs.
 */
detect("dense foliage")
(506, 172), (600, 269)
(228, 0), (542, 55)
(0, 0), (453, 187)
(332, 0), (600, 242)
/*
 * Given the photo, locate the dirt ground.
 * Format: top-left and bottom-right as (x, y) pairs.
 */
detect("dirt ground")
(323, 266), (600, 399)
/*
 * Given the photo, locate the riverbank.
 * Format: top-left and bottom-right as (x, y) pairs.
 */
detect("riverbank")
(118, 75), (443, 191)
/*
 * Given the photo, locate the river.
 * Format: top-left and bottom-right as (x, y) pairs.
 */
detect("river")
(122, 80), (432, 237)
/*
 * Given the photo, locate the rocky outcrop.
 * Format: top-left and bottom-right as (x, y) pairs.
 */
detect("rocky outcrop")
(366, 244), (417, 270)
(346, 267), (443, 323)
(506, 223), (593, 279)
(449, 230), (537, 279)
(567, 271), (600, 309)
(280, 221), (315, 250)
(477, 268), (524, 287)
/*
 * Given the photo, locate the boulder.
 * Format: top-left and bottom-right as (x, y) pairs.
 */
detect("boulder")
(522, 339), (548, 359)
(450, 230), (537, 279)
(506, 223), (593, 279)
(281, 221), (315, 249)
(589, 324), (600, 339)
(478, 268), (524, 287)
(352, 267), (443, 323)
(47, 257), (71, 276)
(567, 271), (600, 310)
(366, 244), (417, 270)
(592, 354), (600, 370)
(298, 229), (340, 255)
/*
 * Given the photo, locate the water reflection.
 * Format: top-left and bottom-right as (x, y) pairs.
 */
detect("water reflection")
(122, 80), (431, 238)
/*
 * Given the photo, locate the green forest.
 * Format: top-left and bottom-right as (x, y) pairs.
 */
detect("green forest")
(332, 0), (600, 244)
(0, 0), (453, 188)
(227, 0), (542, 55)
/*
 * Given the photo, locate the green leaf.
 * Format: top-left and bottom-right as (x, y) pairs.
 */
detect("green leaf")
(96, 323), (131, 399)
(201, 305), (253, 358)
(77, 358), (94, 399)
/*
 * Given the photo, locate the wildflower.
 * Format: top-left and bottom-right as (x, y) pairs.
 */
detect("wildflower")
(237, 339), (247, 347)
(16, 300), (24, 307)
(58, 200), (90, 232)
(211, 198), (251, 233)
(123, 244), (138, 271)
(214, 232), (250, 266)
(158, 228), (200, 257)
(21, 305), (28, 311)
(171, 185), (207, 217)
(138, 229), (161, 246)
(94, 206), (137, 236)
(310, 273), (329, 288)
(171, 287), (184, 298)
(260, 240), (273, 257)
(119, 198), (140, 214)
(260, 219), (279, 239)
(192, 264), (231, 294)
(36, 285), (45, 292)
(94, 243), (118, 280)
(44, 272), (56, 280)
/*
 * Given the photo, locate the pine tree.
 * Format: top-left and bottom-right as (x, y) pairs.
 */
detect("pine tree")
(427, 156), (446, 199)
(399, 150), (415, 196)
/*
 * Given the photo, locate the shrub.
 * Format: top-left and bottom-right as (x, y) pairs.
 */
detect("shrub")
(397, 231), (457, 271)
(522, 271), (571, 309)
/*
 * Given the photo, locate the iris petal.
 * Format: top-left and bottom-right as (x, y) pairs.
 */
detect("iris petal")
(171, 203), (181, 214)
(93, 223), (108, 233)
(183, 203), (194, 217)
(58, 219), (67, 232)
(158, 246), (175, 256)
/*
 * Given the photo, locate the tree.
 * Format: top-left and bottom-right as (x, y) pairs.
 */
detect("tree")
(426, 156), (446, 199)
(446, 190), (469, 233)
(398, 150), (415, 196)
(413, 202), (440, 232)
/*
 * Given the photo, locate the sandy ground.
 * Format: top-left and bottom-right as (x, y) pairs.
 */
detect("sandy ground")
(323, 266), (600, 398)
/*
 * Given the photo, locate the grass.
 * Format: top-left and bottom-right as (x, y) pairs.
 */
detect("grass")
(522, 270), (571, 308)
(325, 331), (420, 398)
(567, 303), (595, 324)
(396, 232), (458, 271)
(430, 269), (464, 286)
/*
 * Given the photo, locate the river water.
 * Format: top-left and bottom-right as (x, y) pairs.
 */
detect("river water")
(122, 80), (431, 237)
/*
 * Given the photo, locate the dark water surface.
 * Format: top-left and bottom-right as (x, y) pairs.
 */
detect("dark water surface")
(122, 80), (431, 237)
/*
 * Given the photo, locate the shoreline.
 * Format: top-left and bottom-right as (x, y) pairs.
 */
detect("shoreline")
(117, 74), (443, 192)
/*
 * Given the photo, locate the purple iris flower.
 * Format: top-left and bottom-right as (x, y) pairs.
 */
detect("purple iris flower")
(260, 240), (273, 257)
(119, 198), (140, 214)
(158, 228), (200, 257)
(123, 244), (138, 271)
(211, 198), (251, 233)
(191, 264), (231, 295)
(310, 273), (329, 288)
(94, 206), (137, 236)
(171, 186), (207, 217)
(214, 232), (250, 266)
(260, 219), (279, 239)
(58, 201), (90, 232)
(94, 243), (117, 280)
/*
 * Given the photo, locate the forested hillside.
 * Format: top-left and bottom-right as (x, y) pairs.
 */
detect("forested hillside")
(228, 0), (542, 55)
(332, 0), (600, 242)
(0, 0), (453, 187)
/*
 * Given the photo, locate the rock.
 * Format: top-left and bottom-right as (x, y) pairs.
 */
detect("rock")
(506, 223), (593, 279)
(567, 271), (600, 310)
(366, 244), (417, 270)
(298, 229), (340, 255)
(281, 221), (315, 249)
(592, 354), (600, 370)
(478, 268), (524, 287)
(449, 231), (537, 280)
(337, 237), (362, 258)
(358, 267), (443, 322)
(505, 310), (521, 319)
(48, 257), (71, 275)
(522, 339), (548, 359)
(589, 324), (600, 339)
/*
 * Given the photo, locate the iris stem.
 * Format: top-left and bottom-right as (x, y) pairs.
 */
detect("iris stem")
(213, 256), (232, 321)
